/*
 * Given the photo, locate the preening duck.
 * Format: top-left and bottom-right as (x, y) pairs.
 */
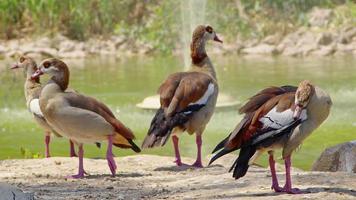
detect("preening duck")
(31, 58), (141, 178)
(142, 25), (222, 167)
(11, 56), (77, 158)
(210, 80), (332, 194)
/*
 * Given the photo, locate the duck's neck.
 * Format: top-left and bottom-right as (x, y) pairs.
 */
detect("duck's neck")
(24, 68), (41, 101)
(190, 38), (217, 79)
(25, 68), (40, 84)
(50, 70), (69, 91)
(306, 87), (331, 126)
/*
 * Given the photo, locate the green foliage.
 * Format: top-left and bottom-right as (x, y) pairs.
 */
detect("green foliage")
(0, 0), (354, 51)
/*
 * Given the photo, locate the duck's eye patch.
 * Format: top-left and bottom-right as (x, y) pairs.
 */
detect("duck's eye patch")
(43, 62), (50, 68)
(205, 26), (213, 33)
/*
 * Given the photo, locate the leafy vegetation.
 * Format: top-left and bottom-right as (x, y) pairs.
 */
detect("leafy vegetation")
(0, 0), (354, 52)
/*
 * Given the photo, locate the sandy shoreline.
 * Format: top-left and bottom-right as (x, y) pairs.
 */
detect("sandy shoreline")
(0, 155), (355, 199)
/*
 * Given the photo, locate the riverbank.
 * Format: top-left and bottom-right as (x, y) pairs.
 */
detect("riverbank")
(0, 155), (355, 199)
(0, 6), (355, 60)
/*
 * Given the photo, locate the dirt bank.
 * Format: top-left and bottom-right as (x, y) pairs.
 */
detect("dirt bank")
(0, 155), (355, 199)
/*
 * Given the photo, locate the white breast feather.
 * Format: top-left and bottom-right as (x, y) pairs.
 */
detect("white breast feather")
(189, 83), (214, 106)
(29, 99), (44, 117)
(259, 107), (307, 129)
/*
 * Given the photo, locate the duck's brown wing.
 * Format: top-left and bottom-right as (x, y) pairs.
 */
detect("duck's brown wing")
(63, 92), (140, 152)
(142, 72), (217, 148)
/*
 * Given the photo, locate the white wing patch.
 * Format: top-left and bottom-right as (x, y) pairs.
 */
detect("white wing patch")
(190, 83), (215, 106)
(183, 83), (215, 115)
(259, 107), (307, 129)
(29, 98), (44, 117)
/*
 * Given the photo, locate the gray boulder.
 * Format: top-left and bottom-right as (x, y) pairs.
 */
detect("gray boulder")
(0, 183), (34, 200)
(312, 141), (356, 173)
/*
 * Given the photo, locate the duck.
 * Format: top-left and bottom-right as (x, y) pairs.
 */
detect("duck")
(10, 56), (77, 158)
(142, 25), (222, 167)
(31, 58), (141, 178)
(209, 80), (332, 194)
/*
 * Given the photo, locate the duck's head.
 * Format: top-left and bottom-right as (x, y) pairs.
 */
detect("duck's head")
(293, 80), (315, 119)
(11, 56), (37, 74)
(32, 58), (70, 90)
(192, 25), (222, 44)
(32, 58), (68, 78)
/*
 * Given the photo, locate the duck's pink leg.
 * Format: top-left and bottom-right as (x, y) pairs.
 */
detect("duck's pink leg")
(191, 134), (203, 168)
(268, 152), (283, 192)
(282, 155), (302, 194)
(172, 135), (185, 166)
(106, 135), (117, 176)
(69, 140), (77, 157)
(44, 133), (51, 158)
(70, 144), (85, 179)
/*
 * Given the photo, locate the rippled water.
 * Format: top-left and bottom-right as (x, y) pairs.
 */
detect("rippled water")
(0, 55), (355, 170)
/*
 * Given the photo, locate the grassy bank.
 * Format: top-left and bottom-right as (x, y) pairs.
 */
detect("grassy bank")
(1, 0), (355, 53)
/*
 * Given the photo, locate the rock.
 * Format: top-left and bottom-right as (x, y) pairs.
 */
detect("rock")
(317, 32), (333, 46)
(336, 42), (356, 53)
(34, 37), (51, 48)
(0, 45), (6, 54)
(308, 7), (333, 27)
(311, 45), (335, 56)
(262, 34), (282, 45)
(312, 141), (356, 173)
(241, 44), (279, 55)
(0, 182), (34, 200)
(112, 36), (126, 48)
(282, 47), (301, 57)
(337, 27), (356, 44)
(59, 40), (76, 53)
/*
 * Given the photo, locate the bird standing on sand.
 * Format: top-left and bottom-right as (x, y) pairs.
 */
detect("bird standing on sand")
(11, 56), (77, 158)
(31, 58), (141, 178)
(142, 25), (222, 167)
(210, 80), (332, 194)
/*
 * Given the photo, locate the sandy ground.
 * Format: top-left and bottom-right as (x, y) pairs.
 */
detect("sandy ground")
(0, 154), (355, 200)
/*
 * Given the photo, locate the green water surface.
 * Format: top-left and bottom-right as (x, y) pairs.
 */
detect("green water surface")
(0, 55), (355, 170)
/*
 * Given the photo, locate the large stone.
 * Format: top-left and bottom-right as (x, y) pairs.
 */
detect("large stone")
(312, 141), (356, 173)
(262, 34), (282, 45)
(316, 32), (333, 46)
(311, 45), (335, 56)
(0, 183), (34, 200)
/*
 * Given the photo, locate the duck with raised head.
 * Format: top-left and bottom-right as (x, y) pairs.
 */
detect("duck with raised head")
(142, 25), (222, 167)
(31, 58), (141, 178)
(11, 56), (78, 158)
(209, 80), (332, 194)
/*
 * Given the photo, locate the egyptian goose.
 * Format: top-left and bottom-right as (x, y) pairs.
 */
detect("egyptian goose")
(31, 58), (141, 178)
(142, 25), (222, 167)
(10, 56), (77, 158)
(209, 80), (332, 194)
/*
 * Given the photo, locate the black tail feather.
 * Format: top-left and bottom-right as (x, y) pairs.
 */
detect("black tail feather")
(230, 146), (256, 179)
(142, 105), (204, 149)
(211, 136), (229, 154)
(128, 139), (141, 153)
(209, 147), (236, 166)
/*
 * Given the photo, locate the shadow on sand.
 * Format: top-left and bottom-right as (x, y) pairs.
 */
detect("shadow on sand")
(153, 164), (225, 172)
(208, 187), (356, 199)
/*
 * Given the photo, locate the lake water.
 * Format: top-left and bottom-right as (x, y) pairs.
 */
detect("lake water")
(0, 54), (355, 170)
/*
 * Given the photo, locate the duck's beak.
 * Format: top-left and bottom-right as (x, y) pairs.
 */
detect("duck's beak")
(31, 69), (43, 79)
(214, 35), (223, 43)
(10, 63), (19, 70)
(293, 105), (303, 119)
